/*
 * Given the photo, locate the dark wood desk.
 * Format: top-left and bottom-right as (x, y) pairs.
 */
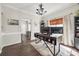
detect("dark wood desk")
(34, 33), (60, 56)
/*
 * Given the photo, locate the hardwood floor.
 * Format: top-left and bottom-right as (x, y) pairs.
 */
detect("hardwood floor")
(0, 40), (42, 56)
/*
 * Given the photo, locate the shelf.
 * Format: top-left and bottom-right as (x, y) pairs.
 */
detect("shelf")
(75, 29), (79, 30)
(48, 24), (63, 27)
(75, 37), (79, 39)
(75, 23), (79, 25)
(74, 17), (79, 49)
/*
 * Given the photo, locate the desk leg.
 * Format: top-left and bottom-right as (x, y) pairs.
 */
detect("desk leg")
(43, 40), (54, 55)
(53, 44), (55, 56)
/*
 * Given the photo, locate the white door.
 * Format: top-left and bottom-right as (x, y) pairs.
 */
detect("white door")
(20, 20), (28, 45)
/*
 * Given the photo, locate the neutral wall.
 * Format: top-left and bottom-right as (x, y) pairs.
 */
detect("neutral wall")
(31, 16), (41, 40)
(0, 4), (2, 53)
(2, 34), (21, 47)
(0, 5), (35, 52)
(0, 4), (41, 53)
(42, 4), (78, 20)
(1, 5), (41, 41)
(1, 5), (33, 33)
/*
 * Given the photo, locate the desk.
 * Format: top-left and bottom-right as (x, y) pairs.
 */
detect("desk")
(34, 33), (61, 56)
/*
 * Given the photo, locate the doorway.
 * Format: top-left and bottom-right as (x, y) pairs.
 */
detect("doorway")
(20, 19), (31, 44)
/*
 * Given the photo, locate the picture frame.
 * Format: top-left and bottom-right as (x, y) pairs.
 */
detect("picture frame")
(8, 19), (19, 25)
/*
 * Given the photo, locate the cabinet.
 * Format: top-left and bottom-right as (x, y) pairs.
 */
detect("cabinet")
(74, 16), (79, 49)
(40, 20), (45, 33)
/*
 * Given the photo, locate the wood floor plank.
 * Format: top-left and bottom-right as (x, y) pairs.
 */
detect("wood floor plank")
(0, 41), (42, 56)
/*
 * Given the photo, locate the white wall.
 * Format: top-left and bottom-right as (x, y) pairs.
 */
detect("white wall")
(43, 4), (79, 20)
(1, 5), (34, 33)
(0, 4), (2, 53)
(2, 34), (21, 47)
(0, 4), (41, 51)
(42, 4), (79, 46)
(31, 16), (41, 40)
(0, 5), (35, 52)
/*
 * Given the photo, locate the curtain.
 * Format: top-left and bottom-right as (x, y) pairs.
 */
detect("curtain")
(63, 13), (74, 46)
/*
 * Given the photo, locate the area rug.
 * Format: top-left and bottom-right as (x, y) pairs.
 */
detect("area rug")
(31, 40), (59, 56)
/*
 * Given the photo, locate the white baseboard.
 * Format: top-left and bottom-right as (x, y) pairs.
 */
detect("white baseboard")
(2, 41), (21, 48)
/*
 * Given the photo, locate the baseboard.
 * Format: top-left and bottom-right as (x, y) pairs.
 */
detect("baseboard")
(2, 41), (21, 47)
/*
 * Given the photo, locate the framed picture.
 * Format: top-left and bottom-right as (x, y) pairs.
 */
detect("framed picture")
(8, 19), (19, 25)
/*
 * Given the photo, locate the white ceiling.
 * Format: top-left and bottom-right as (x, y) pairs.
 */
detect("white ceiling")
(2, 3), (77, 16)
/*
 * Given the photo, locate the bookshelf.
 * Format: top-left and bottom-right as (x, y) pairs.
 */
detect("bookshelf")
(74, 16), (79, 49)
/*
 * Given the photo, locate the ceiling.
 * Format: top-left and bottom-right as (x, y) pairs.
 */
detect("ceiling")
(2, 3), (77, 16)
